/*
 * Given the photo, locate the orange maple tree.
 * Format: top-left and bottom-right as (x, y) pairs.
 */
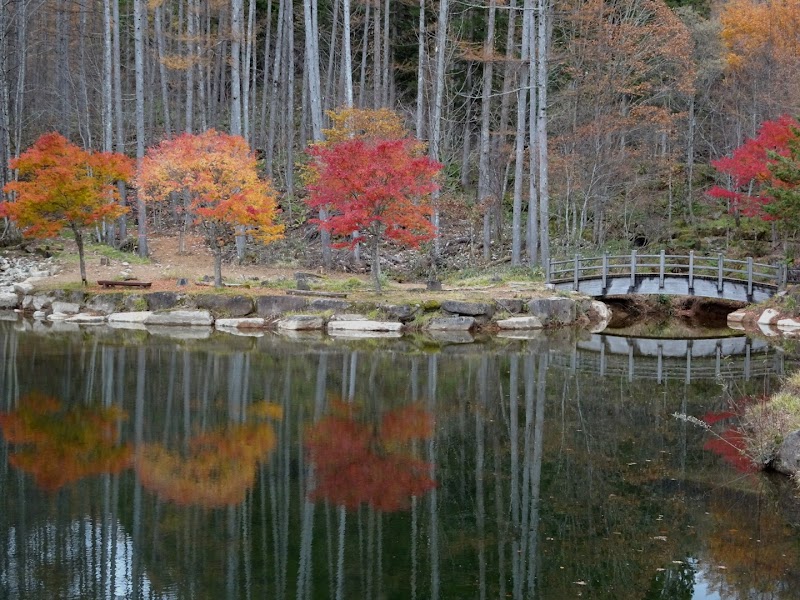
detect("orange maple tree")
(305, 401), (436, 512)
(305, 138), (441, 292)
(136, 130), (284, 287)
(1, 133), (133, 285)
(0, 392), (132, 492)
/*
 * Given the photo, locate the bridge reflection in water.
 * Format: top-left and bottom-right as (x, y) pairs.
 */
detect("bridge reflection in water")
(550, 334), (785, 383)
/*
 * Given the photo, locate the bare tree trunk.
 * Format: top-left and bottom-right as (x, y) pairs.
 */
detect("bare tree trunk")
(186, 0), (196, 132)
(303, 0), (323, 139)
(373, 0), (381, 108)
(429, 0), (449, 261)
(266, 0), (286, 176)
(415, 0), (426, 139)
(342, 0), (354, 108)
(113, 0), (127, 243)
(0, 0), (11, 194)
(243, 0), (256, 142)
(285, 0), (295, 198)
(231, 0), (243, 136)
(134, 0), (148, 256)
(77, 0), (92, 147)
(155, 2), (172, 137)
(358, 0), (371, 108)
(536, 0), (550, 269)
(258, 0), (273, 150)
(479, 0), (497, 262)
(511, 0), (530, 266)
(382, 0), (391, 107)
(325, 0), (341, 111)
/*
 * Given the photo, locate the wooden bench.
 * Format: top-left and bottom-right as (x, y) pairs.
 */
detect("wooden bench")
(97, 280), (153, 289)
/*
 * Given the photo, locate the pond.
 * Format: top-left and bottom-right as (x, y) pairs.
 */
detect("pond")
(1, 319), (799, 599)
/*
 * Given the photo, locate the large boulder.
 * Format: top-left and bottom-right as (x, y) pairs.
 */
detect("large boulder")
(0, 293), (19, 309)
(145, 292), (181, 311)
(441, 300), (495, 318)
(195, 294), (254, 317)
(86, 293), (123, 315)
(256, 295), (309, 317)
(379, 303), (420, 323)
(772, 430), (800, 476)
(426, 316), (475, 331)
(528, 296), (576, 325)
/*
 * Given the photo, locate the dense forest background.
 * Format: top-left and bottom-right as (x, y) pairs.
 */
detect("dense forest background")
(0, 0), (797, 271)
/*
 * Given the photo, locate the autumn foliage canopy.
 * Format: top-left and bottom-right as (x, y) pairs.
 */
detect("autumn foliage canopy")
(137, 130), (283, 284)
(2, 132), (133, 238)
(708, 115), (800, 219)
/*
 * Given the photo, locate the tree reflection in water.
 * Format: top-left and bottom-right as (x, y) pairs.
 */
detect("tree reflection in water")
(1, 323), (799, 600)
(0, 391), (131, 491)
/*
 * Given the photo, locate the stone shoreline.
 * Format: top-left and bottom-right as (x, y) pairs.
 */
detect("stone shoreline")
(0, 286), (612, 339)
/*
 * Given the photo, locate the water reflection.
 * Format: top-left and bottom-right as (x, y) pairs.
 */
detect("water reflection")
(0, 321), (798, 599)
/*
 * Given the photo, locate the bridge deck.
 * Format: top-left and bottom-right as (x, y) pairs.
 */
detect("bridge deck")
(548, 251), (785, 301)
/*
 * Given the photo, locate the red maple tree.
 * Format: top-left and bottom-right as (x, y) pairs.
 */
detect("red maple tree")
(305, 138), (441, 292)
(2, 133), (133, 285)
(708, 114), (800, 219)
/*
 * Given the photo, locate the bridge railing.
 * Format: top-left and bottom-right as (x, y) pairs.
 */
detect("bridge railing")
(547, 250), (786, 293)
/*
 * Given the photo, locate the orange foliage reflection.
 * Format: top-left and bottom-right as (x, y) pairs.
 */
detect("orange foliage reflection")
(136, 402), (281, 508)
(0, 392), (132, 491)
(306, 402), (436, 512)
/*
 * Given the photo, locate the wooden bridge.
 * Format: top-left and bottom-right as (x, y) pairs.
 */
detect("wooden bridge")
(547, 251), (787, 301)
(549, 334), (786, 383)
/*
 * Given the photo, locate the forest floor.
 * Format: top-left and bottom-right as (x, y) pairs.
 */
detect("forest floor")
(25, 233), (544, 302)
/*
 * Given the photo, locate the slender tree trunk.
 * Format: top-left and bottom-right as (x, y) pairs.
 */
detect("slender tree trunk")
(371, 233), (382, 293)
(155, 3), (172, 137)
(415, 0), (426, 139)
(358, 1), (371, 108)
(686, 95), (696, 224)
(0, 0), (11, 194)
(479, 0), (497, 262)
(285, 0), (296, 197)
(259, 0), (273, 150)
(511, 0), (530, 266)
(303, 0), (323, 139)
(429, 0), (449, 261)
(536, 0), (550, 268)
(73, 226), (87, 286)
(373, 0), (381, 108)
(186, 0), (196, 132)
(382, 0), (391, 106)
(325, 0), (341, 111)
(243, 0), (256, 142)
(266, 0), (286, 176)
(134, 0), (148, 256)
(342, 0), (354, 108)
(231, 0), (243, 136)
(213, 245), (223, 287)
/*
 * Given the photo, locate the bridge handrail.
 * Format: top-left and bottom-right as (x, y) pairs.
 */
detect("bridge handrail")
(547, 250), (786, 291)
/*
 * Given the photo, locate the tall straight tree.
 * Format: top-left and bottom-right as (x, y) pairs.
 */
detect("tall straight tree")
(303, 0), (323, 139)
(478, 0), (498, 262)
(134, 0), (148, 256)
(429, 0), (450, 259)
(536, 0), (550, 268)
(231, 0), (243, 136)
(511, 0), (531, 266)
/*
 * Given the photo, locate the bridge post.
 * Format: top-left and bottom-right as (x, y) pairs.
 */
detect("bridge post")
(659, 250), (665, 288)
(602, 253), (608, 290)
(747, 257), (754, 297)
(717, 253), (724, 293)
(630, 250), (636, 289)
(574, 254), (579, 290)
(688, 251), (695, 290)
(546, 257), (552, 285)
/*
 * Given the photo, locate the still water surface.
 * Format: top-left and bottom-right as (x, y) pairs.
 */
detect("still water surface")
(1, 320), (799, 599)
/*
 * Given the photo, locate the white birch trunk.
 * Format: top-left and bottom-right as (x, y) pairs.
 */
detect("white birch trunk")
(479, 0), (497, 262)
(511, 0), (531, 266)
(230, 0), (243, 136)
(415, 0), (426, 139)
(134, 0), (148, 256)
(429, 0), (449, 260)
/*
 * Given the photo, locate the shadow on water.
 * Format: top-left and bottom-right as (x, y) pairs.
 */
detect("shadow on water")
(0, 320), (799, 599)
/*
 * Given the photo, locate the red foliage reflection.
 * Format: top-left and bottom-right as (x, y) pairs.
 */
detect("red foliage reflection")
(306, 401), (436, 512)
(0, 392), (132, 491)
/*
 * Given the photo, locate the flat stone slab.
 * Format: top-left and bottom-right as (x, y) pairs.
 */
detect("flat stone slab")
(327, 320), (402, 332)
(426, 316), (475, 331)
(108, 311), (153, 324)
(47, 312), (70, 321)
(777, 318), (800, 331)
(215, 317), (267, 330)
(497, 316), (544, 330)
(52, 301), (81, 315)
(757, 308), (780, 324)
(276, 315), (325, 330)
(145, 310), (214, 326)
(329, 313), (369, 321)
(727, 310), (747, 324)
(65, 314), (107, 324)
